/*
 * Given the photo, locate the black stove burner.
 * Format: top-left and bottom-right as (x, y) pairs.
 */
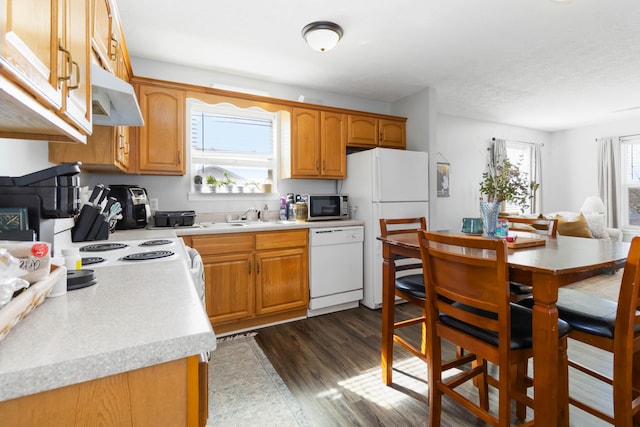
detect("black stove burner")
(80, 243), (129, 252)
(139, 239), (173, 247)
(82, 256), (106, 266)
(120, 250), (175, 262)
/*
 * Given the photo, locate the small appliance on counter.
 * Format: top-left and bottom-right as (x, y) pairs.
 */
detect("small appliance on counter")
(153, 211), (196, 227)
(109, 185), (151, 229)
(0, 163), (82, 249)
(303, 194), (349, 221)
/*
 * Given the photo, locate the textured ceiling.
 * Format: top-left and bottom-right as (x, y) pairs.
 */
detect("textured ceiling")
(116, 0), (640, 132)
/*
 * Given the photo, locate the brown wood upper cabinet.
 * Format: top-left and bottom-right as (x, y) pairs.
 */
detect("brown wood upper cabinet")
(0, 0), (91, 143)
(132, 81), (186, 175)
(49, 0), (131, 172)
(91, 0), (118, 73)
(285, 107), (346, 179)
(347, 114), (406, 149)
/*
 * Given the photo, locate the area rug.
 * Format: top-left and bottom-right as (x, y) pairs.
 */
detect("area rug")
(207, 333), (310, 427)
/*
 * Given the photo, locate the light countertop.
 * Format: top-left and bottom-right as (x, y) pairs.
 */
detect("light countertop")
(146, 219), (365, 237)
(0, 247), (215, 402)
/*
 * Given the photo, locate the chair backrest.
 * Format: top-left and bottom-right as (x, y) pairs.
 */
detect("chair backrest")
(418, 231), (511, 350)
(615, 236), (640, 352)
(380, 217), (427, 274)
(379, 217), (427, 237)
(499, 216), (558, 237)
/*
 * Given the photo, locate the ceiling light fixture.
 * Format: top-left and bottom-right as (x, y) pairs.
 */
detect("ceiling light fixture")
(302, 21), (343, 52)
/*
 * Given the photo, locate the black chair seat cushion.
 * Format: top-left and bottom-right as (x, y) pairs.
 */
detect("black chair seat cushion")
(509, 281), (533, 295)
(521, 288), (640, 339)
(395, 274), (425, 299)
(440, 302), (571, 349)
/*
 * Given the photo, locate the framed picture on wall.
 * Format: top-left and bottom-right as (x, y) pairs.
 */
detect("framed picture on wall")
(437, 162), (450, 197)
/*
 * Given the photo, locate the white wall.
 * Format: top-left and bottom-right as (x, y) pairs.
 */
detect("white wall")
(0, 138), (55, 175)
(131, 57), (391, 115)
(433, 114), (552, 232)
(545, 116), (640, 213)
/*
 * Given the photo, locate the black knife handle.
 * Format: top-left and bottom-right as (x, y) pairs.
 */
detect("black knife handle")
(88, 184), (103, 205)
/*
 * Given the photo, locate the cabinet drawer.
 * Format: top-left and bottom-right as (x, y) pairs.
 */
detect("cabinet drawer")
(190, 233), (254, 255)
(255, 229), (308, 250)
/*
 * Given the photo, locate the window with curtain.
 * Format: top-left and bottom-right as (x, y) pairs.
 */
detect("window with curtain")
(620, 139), (640, 228)
(188, 99), (278, 194)
(502, 141), (538, 214)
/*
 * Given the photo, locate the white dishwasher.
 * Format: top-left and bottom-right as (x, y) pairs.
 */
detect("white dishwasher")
(308, 226), (364, 317)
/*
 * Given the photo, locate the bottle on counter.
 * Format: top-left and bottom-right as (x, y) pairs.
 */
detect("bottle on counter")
(286, 193), (295, 220)
(280, 197), (287, 220)
(295, 201), (308, 221)
(62, 248), (81, 271)
(262, 169), (273, 193)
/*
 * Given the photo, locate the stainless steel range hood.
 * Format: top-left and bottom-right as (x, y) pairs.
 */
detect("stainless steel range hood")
(91, 63), (144, 126)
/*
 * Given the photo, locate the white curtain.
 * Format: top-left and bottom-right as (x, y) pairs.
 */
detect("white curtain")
(492, 138), (542, 213)
(492, 138), (507, 166)
(532, 143), (542, 213)
(597, 137), (621, 228)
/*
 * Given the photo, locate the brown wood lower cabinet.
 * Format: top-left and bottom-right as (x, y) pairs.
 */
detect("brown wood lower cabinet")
(0, 356), (202, 427)
(187, 229), (309, 334)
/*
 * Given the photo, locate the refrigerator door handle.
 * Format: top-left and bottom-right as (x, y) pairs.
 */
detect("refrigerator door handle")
(374, 152), (382, 202)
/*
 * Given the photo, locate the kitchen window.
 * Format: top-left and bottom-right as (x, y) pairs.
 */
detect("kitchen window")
(188, 99), (278, 194)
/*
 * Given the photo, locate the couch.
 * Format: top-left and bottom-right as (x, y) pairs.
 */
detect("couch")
(504, 211), (622, 241)
(542, 211), (623, 242)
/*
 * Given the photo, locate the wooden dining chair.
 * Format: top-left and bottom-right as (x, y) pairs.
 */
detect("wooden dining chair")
(499, 216), (558, 237)
(379, 218), (432, 371)
(543, 236), (640, 426)
(418, 230), (571, 426)
(499, 216), (559, 300)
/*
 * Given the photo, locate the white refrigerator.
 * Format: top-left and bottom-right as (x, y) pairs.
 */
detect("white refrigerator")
(341, 147), (429, 309)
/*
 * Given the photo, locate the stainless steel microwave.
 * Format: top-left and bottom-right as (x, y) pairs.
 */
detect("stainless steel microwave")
(304, 195), (349, 221)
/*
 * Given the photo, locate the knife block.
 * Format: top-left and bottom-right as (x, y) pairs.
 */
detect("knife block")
(71, 206), (109, 242)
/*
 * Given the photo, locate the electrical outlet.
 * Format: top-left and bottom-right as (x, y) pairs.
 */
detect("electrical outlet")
(149, 198), (159, 211)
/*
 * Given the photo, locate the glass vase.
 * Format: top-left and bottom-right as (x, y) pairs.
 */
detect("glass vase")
(480, 201), (501, 238)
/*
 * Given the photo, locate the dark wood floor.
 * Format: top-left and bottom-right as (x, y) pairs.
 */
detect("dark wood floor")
(255, 274), (619, 426)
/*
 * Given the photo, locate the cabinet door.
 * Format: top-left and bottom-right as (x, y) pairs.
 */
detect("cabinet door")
(347, 114), (378, 147)
(320, 111), (346, 178)
(135, 84), (186, 175)
(203, 252), (254, 324)
(115, 125), (129, 170)
(291, 107), (320, 177)
(59, 0), (91, 134)
(255, 247), (308, 316)
(1, 0), (62, 109)
(91, 0), (116, 71)
(49, 124), (122, 172)
(379, 118), (406, 149)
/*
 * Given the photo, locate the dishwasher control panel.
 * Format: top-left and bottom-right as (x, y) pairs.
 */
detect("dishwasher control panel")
(309, 226), (364, 245)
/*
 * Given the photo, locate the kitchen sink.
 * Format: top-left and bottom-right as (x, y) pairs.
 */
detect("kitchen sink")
(197, 222), (247, 228)
(195, 220), (297, 229)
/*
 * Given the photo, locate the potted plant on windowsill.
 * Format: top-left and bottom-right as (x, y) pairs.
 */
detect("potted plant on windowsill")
(478, 159), (538, 237)
(193, 174), (203, 192)
(205, 175), (220, 193)
(221, 171), (235, 193)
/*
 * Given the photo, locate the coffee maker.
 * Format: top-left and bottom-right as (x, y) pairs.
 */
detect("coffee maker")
(108, 185), (151, 229)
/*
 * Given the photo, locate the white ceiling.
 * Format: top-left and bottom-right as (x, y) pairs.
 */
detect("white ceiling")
(116, 0), (640, 132)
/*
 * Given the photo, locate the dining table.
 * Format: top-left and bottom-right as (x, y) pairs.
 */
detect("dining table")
(378, 230), (630, 427)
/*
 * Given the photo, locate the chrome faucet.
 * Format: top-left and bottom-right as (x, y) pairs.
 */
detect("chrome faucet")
(240, 207), (258, 220)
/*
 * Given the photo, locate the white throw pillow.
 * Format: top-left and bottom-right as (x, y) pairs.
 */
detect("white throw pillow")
(582, 213), (608, 239)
